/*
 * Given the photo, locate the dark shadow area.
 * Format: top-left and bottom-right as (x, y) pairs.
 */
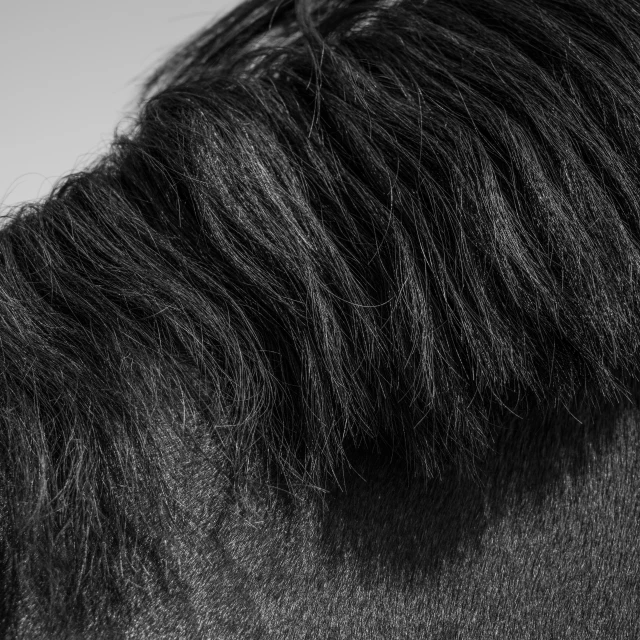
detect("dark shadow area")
(318, 392), (627, 585)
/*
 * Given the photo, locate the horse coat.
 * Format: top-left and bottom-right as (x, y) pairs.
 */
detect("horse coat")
(1, 0), (639, 636)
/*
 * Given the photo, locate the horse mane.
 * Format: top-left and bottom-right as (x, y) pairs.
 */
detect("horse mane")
(2, 0), (640, 632)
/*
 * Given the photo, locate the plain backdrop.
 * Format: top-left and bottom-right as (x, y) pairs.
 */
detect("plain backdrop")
(1, 0), (240, 213)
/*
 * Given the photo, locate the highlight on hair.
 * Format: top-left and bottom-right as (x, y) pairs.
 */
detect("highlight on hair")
(2, 0), (640, 631)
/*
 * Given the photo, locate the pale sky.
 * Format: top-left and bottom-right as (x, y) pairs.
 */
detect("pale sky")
(1, 0), (240, 212)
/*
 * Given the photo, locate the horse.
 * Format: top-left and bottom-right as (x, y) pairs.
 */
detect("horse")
(1, 0), (639, 636)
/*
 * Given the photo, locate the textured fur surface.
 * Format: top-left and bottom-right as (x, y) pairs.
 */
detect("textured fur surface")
(1, 0), (640, 636)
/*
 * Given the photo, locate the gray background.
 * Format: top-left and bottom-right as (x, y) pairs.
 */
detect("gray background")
(1, 0), (239, 213)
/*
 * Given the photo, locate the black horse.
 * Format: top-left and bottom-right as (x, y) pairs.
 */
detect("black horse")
(1, 0), (639, 636)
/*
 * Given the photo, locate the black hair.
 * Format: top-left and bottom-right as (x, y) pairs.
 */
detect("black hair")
(3, 0), (640, 632)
